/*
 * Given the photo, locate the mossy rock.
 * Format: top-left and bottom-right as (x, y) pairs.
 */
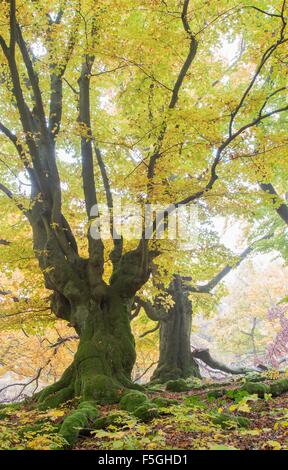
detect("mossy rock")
(212, 413), (250, 429)
(78, 401), (100, 419)
(119, 391), (149, 412)
(151, 397), (178, 408)
(242, 382), (270, 398)
(166, 379), (190, 392)
(59, 402), (100, 446)
(245, 372), (263, 383)
(93, 413), (123, 430)
(134, 402), (160, 422)
(146, 384), (165, 393)
(207, 389), (227, 399)
(185, 378), (203, 389)
(270, 379), (288, 397)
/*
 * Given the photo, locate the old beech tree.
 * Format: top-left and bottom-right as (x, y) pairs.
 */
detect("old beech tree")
(0, 0), (287, 407)
(136, 240), (262, 383)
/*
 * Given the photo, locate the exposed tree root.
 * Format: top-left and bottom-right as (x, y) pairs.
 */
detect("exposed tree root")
(192, 348), (256, 375)
(36, 372), (142, 410)
(59, 401), (100, 446)
(205, 378), (288, 400)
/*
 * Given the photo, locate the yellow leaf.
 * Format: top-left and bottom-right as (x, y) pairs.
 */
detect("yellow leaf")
(266, 440), (282, 450)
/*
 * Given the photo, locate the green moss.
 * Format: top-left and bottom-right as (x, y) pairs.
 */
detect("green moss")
(82, 374), (123, 405)
(242, 382), (270, 398)
(59, 403), (100, 446)
(78, 401), (100, 419)
(239, 378), (288, 399)
(134, 402), (160, 422)
(93, 414), (118, 430)
(244, 373), (264, 383)
(225, 389), (250, 401)
(236, 416), (251, 428)
(185, 377), (203, 389)
(38, 386), (74, 410)
(166, 379), (190, 392)
(212, 413), (250, 429)
(152, 368), (183, 383)
(270, 379), (288, 397)
(147, 384), (165, 392)
(93, 411), (129, 430)
(207, 389), (227, 399)
(0, 403), (21, 411)
(151, 397), (178, 408)
(119, 391), (148, 412)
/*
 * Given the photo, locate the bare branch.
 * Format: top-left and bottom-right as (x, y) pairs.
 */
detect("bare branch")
(139, 322), (160, 338)
(244, 5), (282, 18)
(0, 239), (11, 246)
(133, 361), (158, 383)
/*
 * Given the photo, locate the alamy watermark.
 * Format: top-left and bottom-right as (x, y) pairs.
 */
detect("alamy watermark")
(89, 198), (199, 249)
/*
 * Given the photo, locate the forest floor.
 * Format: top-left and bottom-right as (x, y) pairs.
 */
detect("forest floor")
(0, 375), (288, 450)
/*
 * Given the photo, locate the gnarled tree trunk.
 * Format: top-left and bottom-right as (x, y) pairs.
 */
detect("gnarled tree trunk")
(140, 243), (259, 383)
(150, 276), (200, 382)
(38, 291), (139, 407)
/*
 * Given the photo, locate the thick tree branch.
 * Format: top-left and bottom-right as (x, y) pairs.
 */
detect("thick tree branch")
(78, 57), (97, 216)
(48, 13), (80, 138)
(134, 296), (168, 322)
(169, 0), (198, 109)
(147, 0), (197, 182)
(15, 24), (49, 140)
(93, 142), (123, 266)
(229, 17), (287, 137)
(260, 183), (288, 226)
(78, 56), (104, 271)
(185, 234), (272, 294)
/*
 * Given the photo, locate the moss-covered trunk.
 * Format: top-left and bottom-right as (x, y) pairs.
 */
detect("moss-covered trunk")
(38, 293), (139, 408)
(151, 276), (200, 383)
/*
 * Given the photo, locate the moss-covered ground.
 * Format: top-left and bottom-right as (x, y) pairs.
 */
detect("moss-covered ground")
(1, 371), (288, 450)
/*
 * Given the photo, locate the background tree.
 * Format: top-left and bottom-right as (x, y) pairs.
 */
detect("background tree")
(207, 258), (288, 366)
(135, 235), (264, 382)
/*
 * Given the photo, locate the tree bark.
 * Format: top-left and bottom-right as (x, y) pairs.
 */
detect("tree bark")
(144, 240), (258, 383)
(151, 276), (200, 382)
(37, 290), (140, 407)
